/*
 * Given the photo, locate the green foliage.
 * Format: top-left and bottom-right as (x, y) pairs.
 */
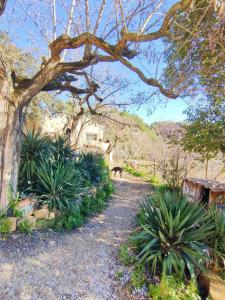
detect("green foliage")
(120, 112), (157, 140)
(49, 136), (74, 161)
(7, 190), (23, 217)
(149, 276), (201, 300)
(36, 219), (56, 231)
(19, 130), (52, 191)
(130, 266), (146, 289)
(124, 165), (145, 177)
(205, 206), (225, 262)
(104, 180), (115, 197)
(63, 207), (84, 230)
(0, 217), (11, 234)
(115, 271), (124, 280)
(149, 175), (161, 185)
(36, 161), (82, 213)
(80, 196), (92, 217)
(54, 207), (84, 231)
(163, 0), (224, 100)
(90, 189), (106, 213)
(78, 152), (109, 184)
(180, 99), (225, 160)
(17, 219), (33, 234)
(119, 244), (136, 267)
(132, 190), (214, 278)
(18, 130), (112, 231)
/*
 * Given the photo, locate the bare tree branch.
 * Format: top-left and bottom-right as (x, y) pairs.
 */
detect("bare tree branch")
(0, 0), (7, 16)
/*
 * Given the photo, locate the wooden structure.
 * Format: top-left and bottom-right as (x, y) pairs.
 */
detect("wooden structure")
(182, 178), (225, 206)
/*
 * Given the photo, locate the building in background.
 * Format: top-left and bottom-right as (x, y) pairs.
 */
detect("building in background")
(41, 113), (113, 165)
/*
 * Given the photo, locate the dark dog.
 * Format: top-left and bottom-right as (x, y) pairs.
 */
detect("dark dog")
(111, 167), (123, 177)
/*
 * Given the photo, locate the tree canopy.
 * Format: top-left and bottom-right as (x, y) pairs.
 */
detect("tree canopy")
(163, 0), (225, 99)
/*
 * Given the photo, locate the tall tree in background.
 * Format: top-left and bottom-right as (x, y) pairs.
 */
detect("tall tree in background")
(180, 98), (225, 178)
(163, 0), (225, 98)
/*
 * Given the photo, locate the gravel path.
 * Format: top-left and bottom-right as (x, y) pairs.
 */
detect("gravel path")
(0, 177), (150, 300)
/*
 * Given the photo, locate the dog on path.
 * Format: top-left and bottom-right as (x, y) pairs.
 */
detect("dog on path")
(111, 167), (123, 177)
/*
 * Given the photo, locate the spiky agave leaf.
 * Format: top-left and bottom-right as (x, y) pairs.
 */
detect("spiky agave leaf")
(132, 190), (215, 278)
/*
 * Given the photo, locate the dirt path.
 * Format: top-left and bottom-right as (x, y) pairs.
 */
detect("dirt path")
(0, 177), (150, 300)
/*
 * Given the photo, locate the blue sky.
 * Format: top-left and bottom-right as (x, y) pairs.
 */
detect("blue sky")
(134, 99), (187, 124)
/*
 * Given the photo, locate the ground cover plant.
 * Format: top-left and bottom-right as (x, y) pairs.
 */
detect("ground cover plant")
(123, 165), (146, 178)
(117, 187), (225, 298)
(0, 131), (114, 234)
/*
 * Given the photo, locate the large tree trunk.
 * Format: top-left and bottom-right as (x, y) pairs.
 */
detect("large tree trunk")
(0, 99), (23, 210)
(0, 52), (24, 210)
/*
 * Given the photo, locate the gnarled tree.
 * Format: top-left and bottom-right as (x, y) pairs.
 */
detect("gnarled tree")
(0, 0), (198, 209)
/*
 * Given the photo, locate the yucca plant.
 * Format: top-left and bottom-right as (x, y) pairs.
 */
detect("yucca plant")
(50, 136), (74, 161)
(19, 129), (53, 191)
(132, 191), (215, 278)
(77, 152), (108, 184)
(36, 160), (83, 213)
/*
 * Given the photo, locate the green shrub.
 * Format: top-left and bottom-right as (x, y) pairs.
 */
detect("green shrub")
(104, 180), (114, 197)
(119, 244), (136, 266)
(53, 207), (84, 231)
(124, 165), (145, 177)
(36, 161), (82, 213)
(78, 152), (109, 184)
(7, 190), (23, 217)
(36, 219), (56, 230)
(132, 190), (214, 278)
(80, 196), (92, 217)
(90, 192), (105, 213)
(50, 136), (74, 161)
(130, 266), (146, 289)
(149, 276), (201, 300)
(18, 219), (34, 234)
(205, 206), (225, 263)
(19, 129), (53, 191)
(0, 217), (11, 234)
(149, 175), (161, 185)
(63, 208), (84, 230)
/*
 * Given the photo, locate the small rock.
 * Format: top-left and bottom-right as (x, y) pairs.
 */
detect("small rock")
(6, 217), (17, 232)
(200, 272), (225, 300)
(19, 204), (34, 217)
(33, 208), (50, 219)
(17, 198), (31, 208)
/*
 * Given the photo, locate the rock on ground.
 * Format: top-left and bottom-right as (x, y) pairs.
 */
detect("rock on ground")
(0, 177), (150, 300)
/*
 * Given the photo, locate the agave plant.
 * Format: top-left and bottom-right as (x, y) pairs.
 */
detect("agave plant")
(205, 206), (225, 263)
(36, 160), (83, 213)
(132, 190), (215, 278)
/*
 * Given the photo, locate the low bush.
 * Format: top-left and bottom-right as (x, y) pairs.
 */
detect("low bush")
(118, 244), (136, 267)
(130, 266), (146, 289)
(17, 219), (34, 234)
(149, 276), (201, 300)
(0, 217), (11, 234)
(123, 165), (145, 177)
(54, 207), (84, 231)
(149, 175), (161, 185)
(132, 190), (214, 278)
(77, 152), (109, 184)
